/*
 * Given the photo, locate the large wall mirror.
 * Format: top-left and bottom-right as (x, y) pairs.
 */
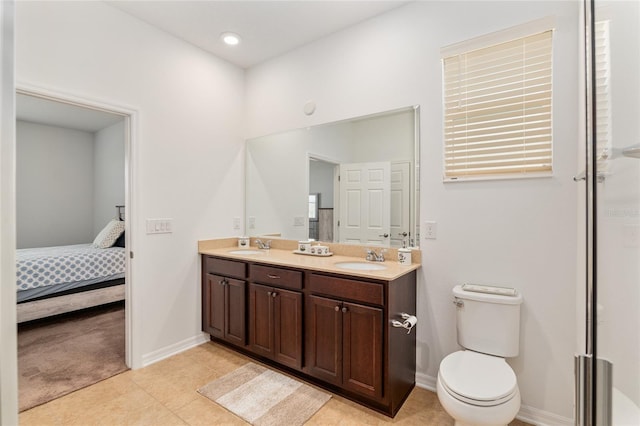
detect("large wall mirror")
(245, 105), (420, 248)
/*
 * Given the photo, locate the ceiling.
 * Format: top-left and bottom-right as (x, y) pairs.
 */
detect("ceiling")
(107, 0), (412, 69)
(16, 93), (125, 133)
(17, 1), (411, 129)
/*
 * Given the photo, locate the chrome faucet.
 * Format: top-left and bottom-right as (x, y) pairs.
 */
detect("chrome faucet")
(255, 239), (271, 250)
(365, 248), (386, 262)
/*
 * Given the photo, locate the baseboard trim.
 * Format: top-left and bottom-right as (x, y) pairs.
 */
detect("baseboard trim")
(416, 371), (437, 392)
(140, 333), (208, 367)
(415, 372), (574, 426)
(517, 404), (574, 426)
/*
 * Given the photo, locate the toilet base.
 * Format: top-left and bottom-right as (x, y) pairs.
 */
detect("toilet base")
(436, 375), (520, 426)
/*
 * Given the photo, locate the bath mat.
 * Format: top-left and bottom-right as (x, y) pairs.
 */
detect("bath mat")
(197, 362), (331, 425)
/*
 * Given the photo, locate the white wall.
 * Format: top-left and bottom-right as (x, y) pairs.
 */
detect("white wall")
(245, 1), (579, 422)
(309, 160), (334, 209)
(15, 1), (245, 367)
(0, 0), (18, 423)
(93, 120), (125, 235)
(16, 120), (95, 248)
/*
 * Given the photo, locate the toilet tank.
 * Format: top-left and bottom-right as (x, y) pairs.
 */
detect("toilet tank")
(453, 284), (523, 357)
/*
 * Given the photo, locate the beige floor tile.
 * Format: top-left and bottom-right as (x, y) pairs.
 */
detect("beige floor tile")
(20, 343), (534, 426)
(173, 395), (247, 426)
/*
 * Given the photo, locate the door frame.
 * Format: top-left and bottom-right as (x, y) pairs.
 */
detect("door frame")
(15, 83), (138, 368)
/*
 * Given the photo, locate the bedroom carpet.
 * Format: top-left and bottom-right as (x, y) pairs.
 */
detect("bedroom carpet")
(18, 302), (127, 412)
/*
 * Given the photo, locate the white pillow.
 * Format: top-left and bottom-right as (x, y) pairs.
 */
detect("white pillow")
(93, 219), (125, 248)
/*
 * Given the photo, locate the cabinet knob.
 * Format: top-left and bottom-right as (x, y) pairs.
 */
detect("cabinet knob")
(272, 292), (277, 298)
(334, 306), (340, 312)
(341, 307), (348, 313)
(218, 279), (226, 286)
(267, 291), (272, 296)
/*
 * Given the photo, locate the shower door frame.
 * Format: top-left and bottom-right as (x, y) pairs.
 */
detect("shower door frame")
(576, 0), (614, 424)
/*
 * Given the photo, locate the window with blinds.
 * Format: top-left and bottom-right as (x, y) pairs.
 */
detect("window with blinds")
(442, 29), (553, 180)
(594, 19), (611, 171)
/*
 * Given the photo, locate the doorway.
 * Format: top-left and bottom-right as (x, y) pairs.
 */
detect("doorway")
(14, 87), (135, 409)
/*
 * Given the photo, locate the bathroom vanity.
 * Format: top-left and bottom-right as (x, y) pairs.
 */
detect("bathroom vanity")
(198, 238), (420, 417)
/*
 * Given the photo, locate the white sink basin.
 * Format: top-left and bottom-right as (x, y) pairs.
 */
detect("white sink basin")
(334, 261), (387, 271)
(227, 249), (264, 255)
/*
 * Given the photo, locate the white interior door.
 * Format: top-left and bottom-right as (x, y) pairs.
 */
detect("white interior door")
(339, 162), (391, 246)
(390, 161), (411, 248)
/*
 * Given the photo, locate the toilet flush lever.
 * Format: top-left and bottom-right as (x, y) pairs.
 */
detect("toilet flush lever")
(453, 297), (464, 308)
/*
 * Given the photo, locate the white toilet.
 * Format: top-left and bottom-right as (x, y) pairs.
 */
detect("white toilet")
(436, 284), (523, 426)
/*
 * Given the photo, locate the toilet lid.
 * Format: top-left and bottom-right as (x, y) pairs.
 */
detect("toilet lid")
(439, 351), (517, 405)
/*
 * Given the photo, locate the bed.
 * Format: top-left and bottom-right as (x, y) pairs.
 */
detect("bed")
(16, 206), (126, 323)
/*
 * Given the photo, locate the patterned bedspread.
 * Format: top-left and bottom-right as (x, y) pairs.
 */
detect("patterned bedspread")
(16, 244), (126, 292)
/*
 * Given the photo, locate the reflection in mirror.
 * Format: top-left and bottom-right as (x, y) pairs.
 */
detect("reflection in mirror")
(246, 106), (420, 248)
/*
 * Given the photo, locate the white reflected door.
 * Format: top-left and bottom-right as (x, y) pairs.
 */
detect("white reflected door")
(390, 161), (411, 248)
(339, 162), (390, 246)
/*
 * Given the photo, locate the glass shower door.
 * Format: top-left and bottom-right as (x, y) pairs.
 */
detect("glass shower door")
(585, 0), (640, 424)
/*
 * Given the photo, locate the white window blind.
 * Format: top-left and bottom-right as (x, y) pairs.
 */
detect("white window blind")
(594, 19), (611, 170)
(442, 30), (553, 180)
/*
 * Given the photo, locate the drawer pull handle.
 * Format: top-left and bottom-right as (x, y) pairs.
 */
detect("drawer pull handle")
(267, 274), (281, 279)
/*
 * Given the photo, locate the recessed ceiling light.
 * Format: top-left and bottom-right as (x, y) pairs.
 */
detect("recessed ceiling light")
(221, 32), (241, 46)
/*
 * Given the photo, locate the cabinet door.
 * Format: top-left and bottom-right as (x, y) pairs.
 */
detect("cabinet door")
(249, 283), (274, 357)
(306, 294), (342, 385)
(204, 273), (225, 338)
(273, 288), (303, 370)
(225, 277), (246, 346)
(342, 302), (383, 399)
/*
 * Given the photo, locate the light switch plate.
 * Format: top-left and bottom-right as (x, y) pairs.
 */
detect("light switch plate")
(424, 221), (437, 239)
(146, 218), (173, 234)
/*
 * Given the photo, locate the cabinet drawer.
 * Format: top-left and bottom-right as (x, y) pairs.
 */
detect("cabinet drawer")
(308, 273), (383, 306)
(205, 257), (247, 279)
(250, 264), (302, 290)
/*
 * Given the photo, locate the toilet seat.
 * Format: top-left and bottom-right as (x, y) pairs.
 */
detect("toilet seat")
(439, 350), (517, 407)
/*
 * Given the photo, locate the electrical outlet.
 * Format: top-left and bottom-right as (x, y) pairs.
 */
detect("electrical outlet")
(294, 216), (306, 227)
(248, 217), (256, 229)
(424, 221), (437, 239)
(233, 217), (241, 230)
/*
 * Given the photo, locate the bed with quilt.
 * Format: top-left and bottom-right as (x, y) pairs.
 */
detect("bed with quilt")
(16, 217), (126, 323)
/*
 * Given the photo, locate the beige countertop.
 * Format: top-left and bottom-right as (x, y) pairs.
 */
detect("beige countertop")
(198, 238), (421, 281)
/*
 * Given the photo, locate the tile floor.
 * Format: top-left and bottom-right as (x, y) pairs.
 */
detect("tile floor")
(20, 341), (531, 425)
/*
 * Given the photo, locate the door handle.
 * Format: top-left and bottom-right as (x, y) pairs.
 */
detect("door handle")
(379, 233), (389, 238)
(398, 232), (408, 237)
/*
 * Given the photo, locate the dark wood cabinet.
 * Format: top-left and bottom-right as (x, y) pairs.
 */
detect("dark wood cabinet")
(249, 283), (303, 369)
(306, 294), (343, 385)
(305, 281), (383, 399)
(202, 259), (247, 347)
(249, 264), (303, 370)
(201, 253), (416, 417)
(342, 301), (383, 399)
